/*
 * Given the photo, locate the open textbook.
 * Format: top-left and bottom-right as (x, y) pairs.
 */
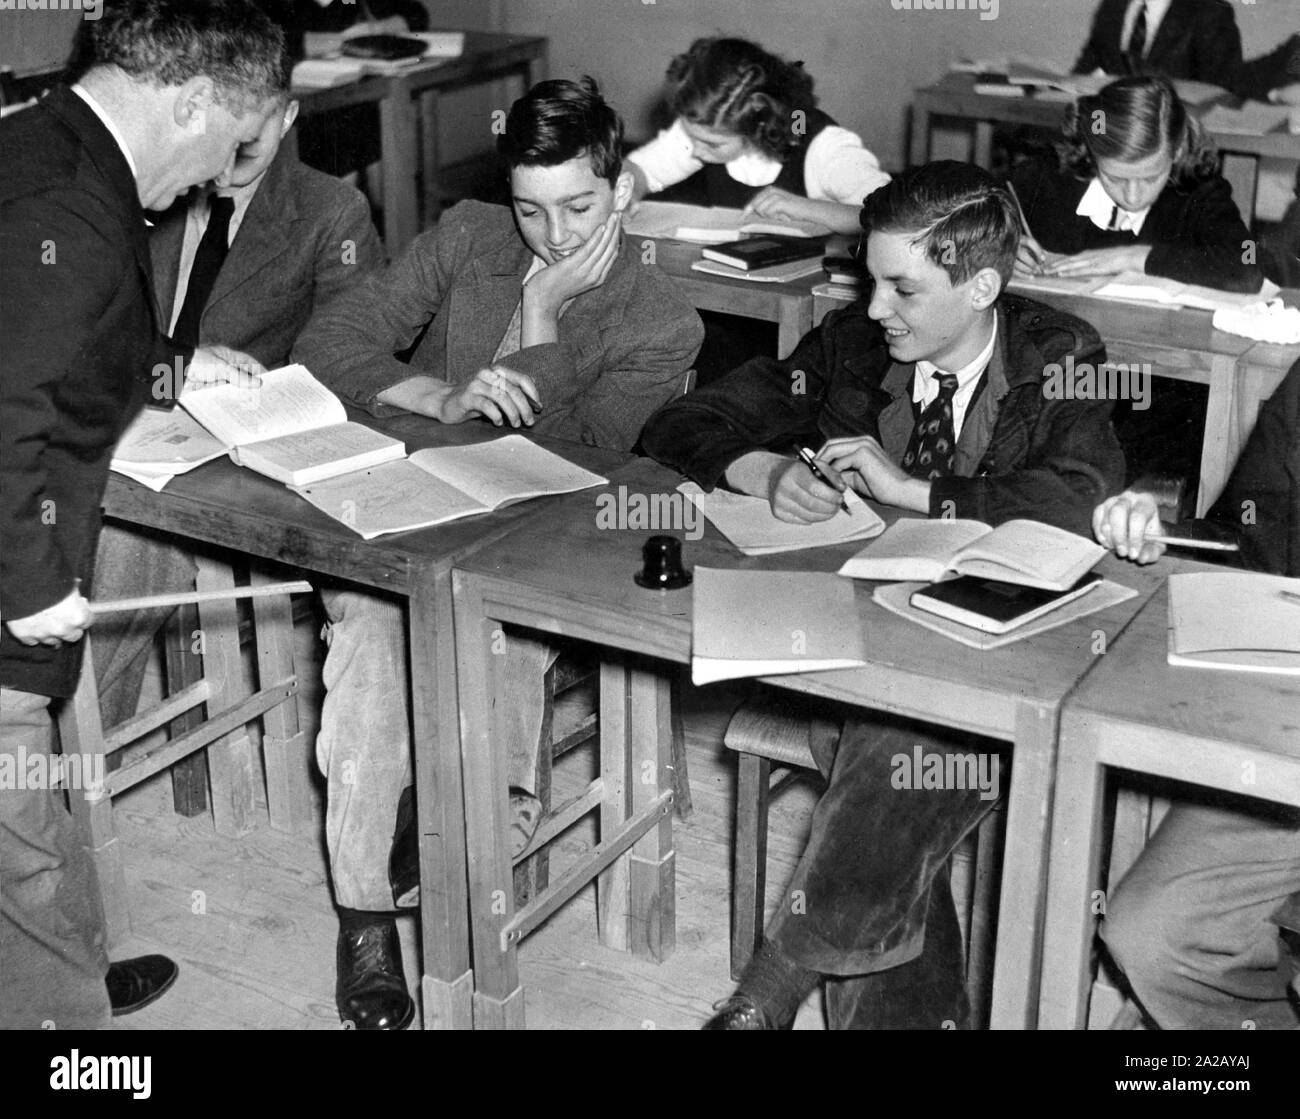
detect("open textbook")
(623, 200), (825, 243)
(1011, 268), (1280, 311)
(1167, 571), (1300, 675)
(290, 435), (607, 540)
(838, 517), (1104, 592)
(691, 567), (868, 684)
(174, 364), (407, 486)
(679, 482), (884, 555)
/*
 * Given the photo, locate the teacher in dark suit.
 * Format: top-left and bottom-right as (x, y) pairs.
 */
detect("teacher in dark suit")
(1073, 0), (1243, 86)
(0, 0), (284, 1030)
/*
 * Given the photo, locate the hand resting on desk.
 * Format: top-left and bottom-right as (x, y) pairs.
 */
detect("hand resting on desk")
(1036, 244), (1152, 279)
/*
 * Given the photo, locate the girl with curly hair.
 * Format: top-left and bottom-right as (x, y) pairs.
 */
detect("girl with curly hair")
(627, 37), (889, 234)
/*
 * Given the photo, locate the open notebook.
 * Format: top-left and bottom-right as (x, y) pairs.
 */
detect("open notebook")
(1011, 269), (1279, 312)
(624, 200), (825, 243)
(680, 482), (884, 556)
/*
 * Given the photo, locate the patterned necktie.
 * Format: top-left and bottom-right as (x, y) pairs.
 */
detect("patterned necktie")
(172, 195), (235, 349)
(1127, 1), (1148, 72)
(902, 372), (960, 481)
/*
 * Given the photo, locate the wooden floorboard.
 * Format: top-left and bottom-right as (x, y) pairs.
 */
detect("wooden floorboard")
(106, 634), (827, 1030)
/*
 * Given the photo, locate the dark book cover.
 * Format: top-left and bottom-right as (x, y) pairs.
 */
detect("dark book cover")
(910, 572), (1102, 635)
(701, 235), (828, 272)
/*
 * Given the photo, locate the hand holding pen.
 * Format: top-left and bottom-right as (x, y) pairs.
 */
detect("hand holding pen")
(796, 446), (851, 514)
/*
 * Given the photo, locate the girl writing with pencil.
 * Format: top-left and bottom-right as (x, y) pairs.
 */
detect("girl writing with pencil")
(627, 37), (890, 234)
(1010, 75), (1264, 293)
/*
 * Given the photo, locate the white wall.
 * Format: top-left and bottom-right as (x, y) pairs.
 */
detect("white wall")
(495, 0), (1296, 171)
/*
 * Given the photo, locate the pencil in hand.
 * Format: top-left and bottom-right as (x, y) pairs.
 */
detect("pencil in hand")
(796, 446), (850, 514)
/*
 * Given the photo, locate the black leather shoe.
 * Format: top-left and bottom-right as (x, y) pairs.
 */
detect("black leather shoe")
(336, 915), (415, 1030)
(389, 786), (418, 909)
(107, 954), (179, 1016)
(701, 995), (775, 1030)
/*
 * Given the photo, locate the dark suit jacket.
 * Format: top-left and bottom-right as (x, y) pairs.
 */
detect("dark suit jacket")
(1009, 158), (1264, 292)
(1204, 356), (1300, 576)
(293, 200), (705, 453)
(151, 143), (384, 370)
(1072, 0), (1242, 85)
(0, 87), (185, 698)
(641, 294), (1126, 538)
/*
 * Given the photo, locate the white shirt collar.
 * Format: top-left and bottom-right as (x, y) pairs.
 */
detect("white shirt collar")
(71, 84), (138, 180)
(912, 316), (999, 440)
(1076, 176), (1149, 236)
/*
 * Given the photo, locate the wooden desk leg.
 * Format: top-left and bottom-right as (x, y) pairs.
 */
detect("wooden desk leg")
(626, 667), (676, 963)
(972, 121), (994, 169)
(908, 106), (931, 169)
(1196, 353), (1239, 517)
(777, 296), (812, 359)
(412, 573), (474, 1030)
(1038, 710), (1108, 1030)
(194, 556), (256, 837)
(380, 79), (419, 254)
(250, 571), (312, 834)
(987, 703), (1056, 1029)
(596, 660), (632, 952)
(164, 603), (207, 817)
(452, 576), (524, 1029)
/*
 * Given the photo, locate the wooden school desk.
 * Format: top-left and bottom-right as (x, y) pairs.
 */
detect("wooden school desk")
(293, 31), (549, 253)
(101, 414), (625, 1031)
(450, 456), (1166, 1029)
(910, 73), (1298, 225)
(811, 284), (1300, 518)
(1037, 571), (1300, 1030)
(639, 235), (818, 359)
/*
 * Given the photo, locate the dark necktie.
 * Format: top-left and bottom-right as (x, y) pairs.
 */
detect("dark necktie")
(172, 195), (235, 349)
(1126, 1), (1148, 73)
(902, 372), (960, 481)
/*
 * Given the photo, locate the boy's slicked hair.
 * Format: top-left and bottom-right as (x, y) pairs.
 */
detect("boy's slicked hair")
(860, 161), (1020, 288)
(498, 76), (625, 185)
(66, 0), (286, 106)
(1060, 75), (1218, 187)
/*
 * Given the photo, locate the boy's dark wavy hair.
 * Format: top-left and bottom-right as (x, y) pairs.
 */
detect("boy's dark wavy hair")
(860, 161), (1020, 288)
(1058, 76), (1218, 187)
(65, 0), (286, 107)
(665, 37), (817, 160)
(498, 76), (625, 185)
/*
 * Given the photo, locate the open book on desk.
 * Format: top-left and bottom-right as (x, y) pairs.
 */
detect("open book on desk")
(692, 567), (868, 684)
(111, 408), (231, 490)
(1168, 571), (1300, 675)
(680, 482), (884, 555)
(290, 435), (607, 540)
(838, 517), (1104, 592)
(623, 200), (825, 243)
(1011, 269), (1279, 311)
(177, 364), (406, 486)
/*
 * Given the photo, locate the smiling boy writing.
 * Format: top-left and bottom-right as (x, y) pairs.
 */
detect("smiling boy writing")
(643, 161), (1125, 1029)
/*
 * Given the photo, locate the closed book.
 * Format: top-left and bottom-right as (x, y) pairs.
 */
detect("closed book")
(701, 234), (827, 272)
(910, 572), (1102, 635)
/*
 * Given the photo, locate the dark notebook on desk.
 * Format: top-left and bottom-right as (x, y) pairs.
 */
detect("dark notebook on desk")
(702, 234), (828, 272)
(910, 572), (1102, 635)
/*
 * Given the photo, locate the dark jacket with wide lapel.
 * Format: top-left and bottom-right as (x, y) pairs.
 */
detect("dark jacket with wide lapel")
(150, 143), (384, 370)
(0, 86), (185, 698)
(294, 200), (705, 452)
(1072, 0), (1243, 85)
(1205, 356), (1300, 576)
(641, 293), (1126, 538)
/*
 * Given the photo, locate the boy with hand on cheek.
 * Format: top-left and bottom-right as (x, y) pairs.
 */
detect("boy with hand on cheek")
(293, 77), (702, 1031)
(643, 162), (1124, 1030)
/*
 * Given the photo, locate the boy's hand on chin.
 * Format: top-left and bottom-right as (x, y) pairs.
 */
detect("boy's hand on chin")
(524, 214), (621, 315)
